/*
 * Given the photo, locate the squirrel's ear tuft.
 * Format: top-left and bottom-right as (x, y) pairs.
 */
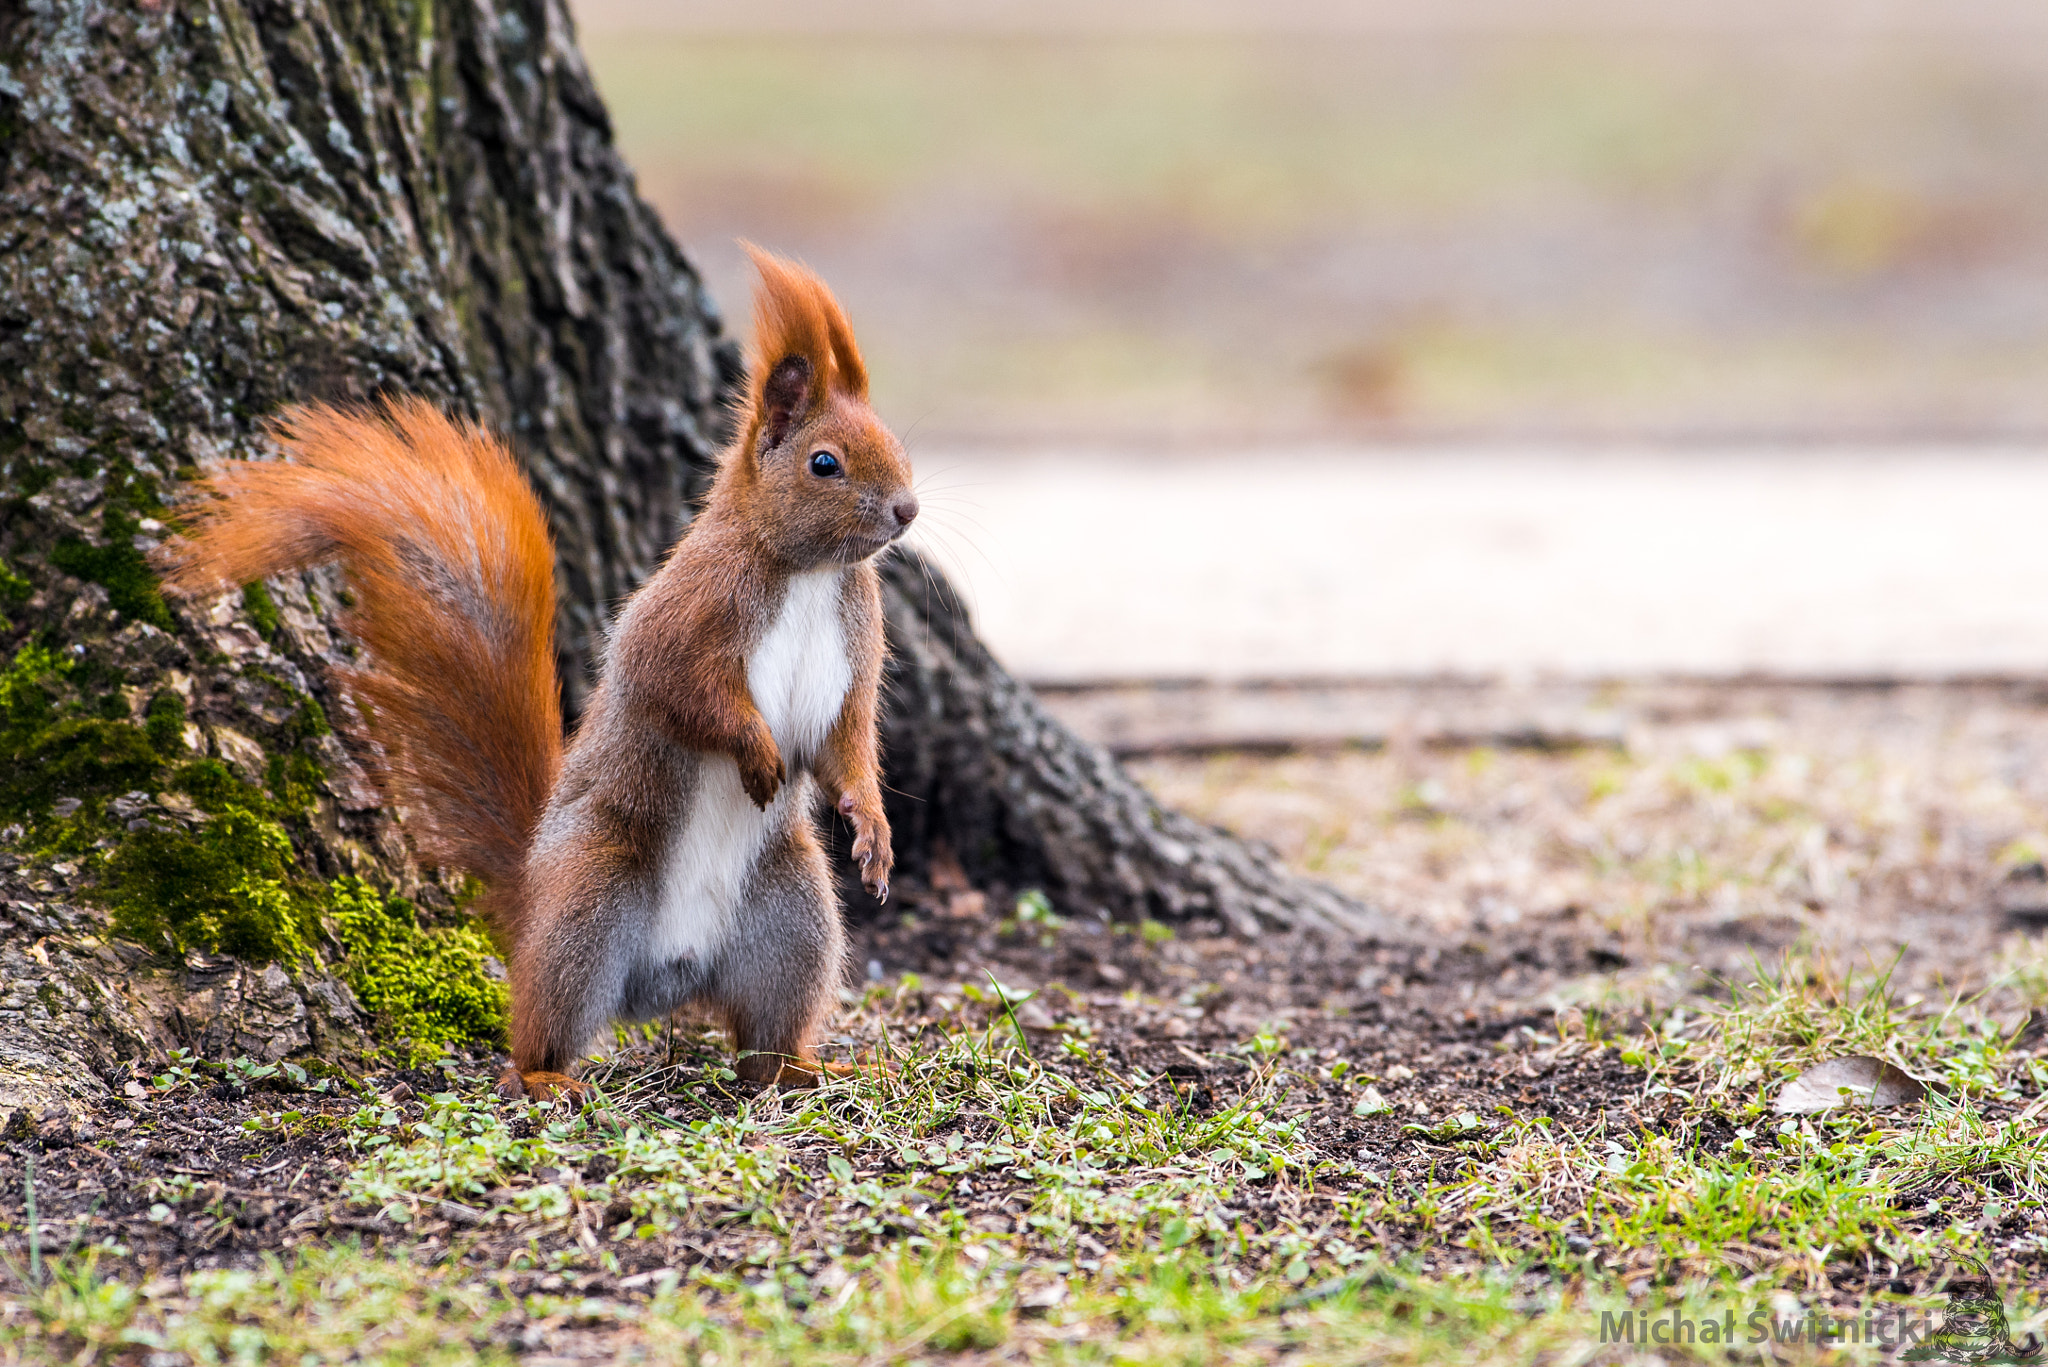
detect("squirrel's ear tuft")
(740, 243), (868, 445)
(819, 287), (868, 400)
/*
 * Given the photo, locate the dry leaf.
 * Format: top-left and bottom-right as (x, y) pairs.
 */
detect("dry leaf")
(1774, 1056), (1926, 1114)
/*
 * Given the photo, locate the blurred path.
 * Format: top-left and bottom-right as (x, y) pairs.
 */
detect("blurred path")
(903, 445), (2048, 683)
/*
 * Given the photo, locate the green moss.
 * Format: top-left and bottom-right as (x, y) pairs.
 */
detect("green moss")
(11, 718), (160, 815)
(144, 690), (187, 754)
(0, 645), (507, 1037)
(0, 624), (503, 1044)
(241, 580), (281, 637)
(253, 670), (331, 744)
(329, 877), (509, 1058)
(72, 652), (128, 695)
(69, 743), (507, 1040)
(171, 755), (248, 811)
(49, 509), (174, 629)
(100, 802), (317, 962)
(179, 755), (315, 823)
(93, 759), (326, 961)
(0, 645), (158, 816)
(288, 695), (329, 742)
(0, 643), (63, 734)
(265, 752), (323, 814)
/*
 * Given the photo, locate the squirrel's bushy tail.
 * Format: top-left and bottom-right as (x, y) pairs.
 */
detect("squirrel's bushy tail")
(163, 399), (561, 929)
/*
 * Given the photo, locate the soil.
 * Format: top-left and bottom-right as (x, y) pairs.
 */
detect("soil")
(5, 680), (2048, 1356)
(0, 916), (1640, 1293)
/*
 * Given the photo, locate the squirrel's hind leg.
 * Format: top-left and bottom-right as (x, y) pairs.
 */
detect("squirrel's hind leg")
(497, 850), (647, 1100)
(706, 819), (847, 1087)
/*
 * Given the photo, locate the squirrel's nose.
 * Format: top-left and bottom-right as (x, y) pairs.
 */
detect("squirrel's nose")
(890, 495), (920, 529)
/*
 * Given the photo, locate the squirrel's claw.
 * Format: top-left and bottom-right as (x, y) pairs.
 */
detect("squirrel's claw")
(737, 728), (787, 809)
(857, 853), (890, 902)
(853, 846), (890, 901)
(840, 787), (894, 902)
(740, 753), (785, 809)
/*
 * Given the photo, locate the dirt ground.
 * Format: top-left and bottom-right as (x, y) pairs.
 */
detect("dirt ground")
(1115, 679), (2048, 977)
(4, 680), (2048, 1361)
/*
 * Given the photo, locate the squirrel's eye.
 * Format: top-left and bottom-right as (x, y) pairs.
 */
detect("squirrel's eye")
(808, 451), (842, 478)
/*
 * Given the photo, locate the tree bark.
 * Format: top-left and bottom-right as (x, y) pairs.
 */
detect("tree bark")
(0, 0), (1390, 1109)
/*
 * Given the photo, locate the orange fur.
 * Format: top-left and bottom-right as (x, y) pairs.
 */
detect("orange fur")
(162, 399), (562, 936)
(734, 241), (869, 445)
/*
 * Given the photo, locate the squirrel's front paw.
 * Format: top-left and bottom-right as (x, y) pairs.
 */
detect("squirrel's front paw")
(839, 790), (894, 902)
(738, 735), (786, 808)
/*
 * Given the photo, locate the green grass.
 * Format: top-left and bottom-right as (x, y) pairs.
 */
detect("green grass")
(1638, 954), (2030, 1106)
(4, 1244), (514, 1365)
(0, 1239), (1714, 1367)
(1418, 957), (2048, 1296)
(342, 1015), (1322, 1251)
(7, 954), (2047, 1362)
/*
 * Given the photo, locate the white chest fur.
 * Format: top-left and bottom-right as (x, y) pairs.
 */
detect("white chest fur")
(746, 568), (852, 765)
(647, 756), (778, 965)
(645, 569), (850, 969)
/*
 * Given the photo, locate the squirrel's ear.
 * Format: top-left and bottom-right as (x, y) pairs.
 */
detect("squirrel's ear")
(758, 354), (813, 451)
(739, 242), (866, 446)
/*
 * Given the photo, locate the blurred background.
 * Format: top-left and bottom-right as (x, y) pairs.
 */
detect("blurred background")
(571, 0), (2048, 687)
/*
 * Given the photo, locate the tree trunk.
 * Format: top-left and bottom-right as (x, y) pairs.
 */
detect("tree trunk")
(872, 557), (1387, 939)
(0, 0), (1390, 1111)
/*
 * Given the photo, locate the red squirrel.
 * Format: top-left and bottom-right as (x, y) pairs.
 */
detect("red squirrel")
(163, 246), (917, 1099)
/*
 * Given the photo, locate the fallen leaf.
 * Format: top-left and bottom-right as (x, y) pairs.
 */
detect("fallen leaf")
(1774, 1056), (1926, 1114)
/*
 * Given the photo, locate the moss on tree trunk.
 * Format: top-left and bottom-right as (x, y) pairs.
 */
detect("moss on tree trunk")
(0, 0), (1390, 1114)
